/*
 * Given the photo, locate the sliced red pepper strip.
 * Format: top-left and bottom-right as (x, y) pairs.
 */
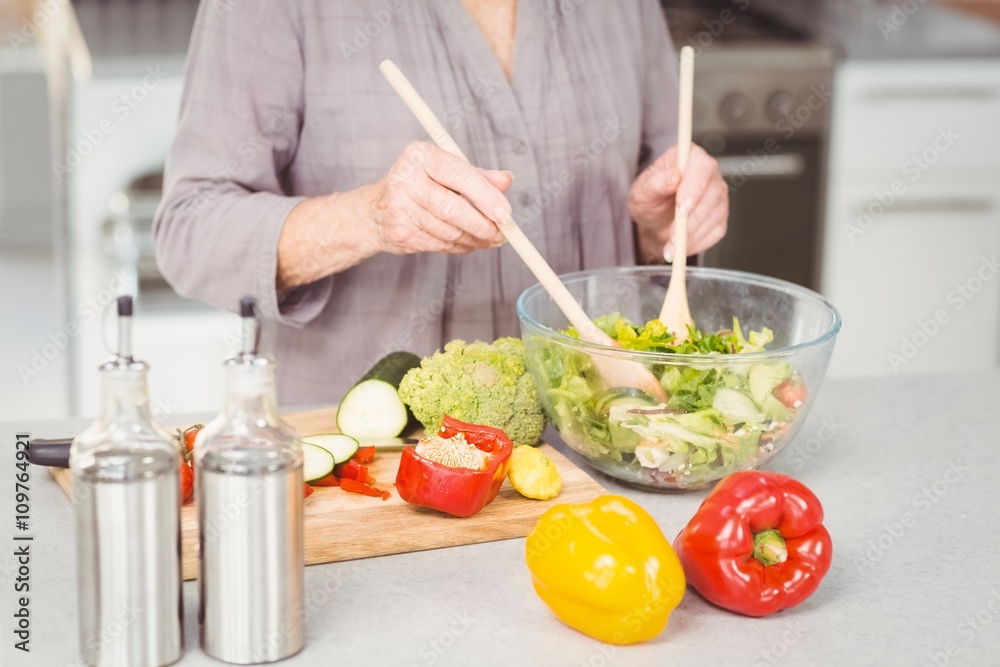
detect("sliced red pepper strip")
(310, 472), (341, 487)
(394, 415), (513, 518)
(673, 470), (832, 617)
(335, 459), (375, 484)
(353, 446), (376, 464)
(341, 477), (383, 498)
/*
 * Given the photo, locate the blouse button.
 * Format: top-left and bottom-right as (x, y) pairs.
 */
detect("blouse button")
(511, 139), (528, 155)
(518, 193), (533, 207)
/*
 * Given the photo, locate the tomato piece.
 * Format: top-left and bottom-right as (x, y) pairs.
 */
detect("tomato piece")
(340, 478), (383, 498)
(304, 483), (315, 498)
(380, 489), (391, 501)
(774, 378), (808, 409)
(179, 461), (194, 503)
(353, 446), (376, 464)
(310, 472), (341, 487)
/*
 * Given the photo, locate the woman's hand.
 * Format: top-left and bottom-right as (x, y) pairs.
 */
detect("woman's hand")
(276, 141), (513, 290)
(628, 144), (728, 261)
(370, 141), (512, 255)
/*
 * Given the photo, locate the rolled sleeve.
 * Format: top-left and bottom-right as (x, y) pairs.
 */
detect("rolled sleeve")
(153, 0), (331, 326)
(256, 196), (333, 325)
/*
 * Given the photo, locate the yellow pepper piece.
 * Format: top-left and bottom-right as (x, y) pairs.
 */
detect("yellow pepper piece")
(508, 446), (562, 500)
(525, 495), (685, 645)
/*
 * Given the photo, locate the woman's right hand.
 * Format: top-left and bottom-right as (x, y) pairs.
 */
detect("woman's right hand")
(370, 141), (513, 255)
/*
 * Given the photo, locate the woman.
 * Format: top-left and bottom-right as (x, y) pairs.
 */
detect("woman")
(154, 0), (728, 405)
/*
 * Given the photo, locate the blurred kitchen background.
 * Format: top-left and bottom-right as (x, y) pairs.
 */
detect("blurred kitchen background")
(2, 0), (1000, 420)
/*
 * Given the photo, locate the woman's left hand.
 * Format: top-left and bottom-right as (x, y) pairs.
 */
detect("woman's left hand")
(628, 144), (729, 260)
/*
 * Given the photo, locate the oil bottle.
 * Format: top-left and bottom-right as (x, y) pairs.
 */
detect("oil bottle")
(196, 296), (304, 663)
(71, 295), (183, 667)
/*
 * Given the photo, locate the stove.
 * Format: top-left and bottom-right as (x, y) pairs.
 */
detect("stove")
(662, 0), (838, 139)
(659, 0), (840, 290)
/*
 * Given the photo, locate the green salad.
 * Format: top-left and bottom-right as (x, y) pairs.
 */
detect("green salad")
(530, 314), (806, 487)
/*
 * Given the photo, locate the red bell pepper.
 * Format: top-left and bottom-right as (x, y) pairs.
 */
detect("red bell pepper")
(353, 446), (376, 464)
(395, 415), (513, 518)
(673, 470), (832, 617)
(310, 472), (341, 487)
(341, 477), (387, 499)
(335, 459), (375, 484)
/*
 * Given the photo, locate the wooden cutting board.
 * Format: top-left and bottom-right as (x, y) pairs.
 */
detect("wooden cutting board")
(50, 408), (606, 579)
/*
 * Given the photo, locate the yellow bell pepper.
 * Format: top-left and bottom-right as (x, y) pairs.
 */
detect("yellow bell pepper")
(508, 445), (562, 500)
(525, 494), (685, 645)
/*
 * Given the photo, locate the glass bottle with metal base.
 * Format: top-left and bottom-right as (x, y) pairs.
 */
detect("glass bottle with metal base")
(196, 296), (305, 664)
(70, 295), (183, 667)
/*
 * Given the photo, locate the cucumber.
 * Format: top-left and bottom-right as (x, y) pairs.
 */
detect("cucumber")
(303, 433), (359, 465)
(748, 362), (792, 406)
(762, 394), (793, 423)
(302, 442), (335, 482)
(337, 351), (421, 438)
(595, 387), (660, 416)
(712, 388), (764, 424)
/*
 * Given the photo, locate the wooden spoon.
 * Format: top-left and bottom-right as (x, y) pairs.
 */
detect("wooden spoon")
(658, 46), (696, 339)
(379, 59), (667, 403)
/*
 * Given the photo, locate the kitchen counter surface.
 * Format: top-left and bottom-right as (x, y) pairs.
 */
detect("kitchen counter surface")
(3, 370), (999, 666)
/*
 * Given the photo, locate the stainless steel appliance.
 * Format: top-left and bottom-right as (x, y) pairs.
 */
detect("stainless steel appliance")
(102, 172), (172, 299)
(661, 1), (839, 290)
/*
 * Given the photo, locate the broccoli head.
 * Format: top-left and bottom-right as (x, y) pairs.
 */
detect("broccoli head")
(398, 337), (546, 447)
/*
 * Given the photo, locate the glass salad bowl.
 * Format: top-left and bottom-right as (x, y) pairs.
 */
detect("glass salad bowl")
(517, 266), (841, 490)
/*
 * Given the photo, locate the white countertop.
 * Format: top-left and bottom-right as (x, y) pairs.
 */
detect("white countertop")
(2, 370), (999, 665)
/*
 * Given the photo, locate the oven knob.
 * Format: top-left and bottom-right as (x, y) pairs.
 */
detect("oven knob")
(719, 92), (752, 126)
(767, 90), (796, 123)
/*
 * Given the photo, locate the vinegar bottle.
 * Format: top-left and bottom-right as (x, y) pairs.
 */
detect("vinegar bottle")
(70, 295), (183, 667)
(196, 296), (304, 663)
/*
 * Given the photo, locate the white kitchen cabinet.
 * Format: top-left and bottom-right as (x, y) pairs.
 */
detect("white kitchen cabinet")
(821, 60), (1000, 378)
(827, 61), (1000, 174)
(67, 72), (233, 418)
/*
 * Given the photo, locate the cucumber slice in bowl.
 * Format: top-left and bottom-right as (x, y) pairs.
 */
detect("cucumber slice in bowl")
(303, 433), (359, 465)
(302, 442), (336, 483)
(337, 351), (420, 438)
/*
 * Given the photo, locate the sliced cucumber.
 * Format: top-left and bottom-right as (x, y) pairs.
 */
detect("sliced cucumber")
(337, 351), (421, 438)
(712, 387), (764, 424)
(748, 362), (792, 406)
(303, 433), (359, 465)
(302, 442), (336, 482)
(762, 393), (794, 423)
(595, 387), (660, 416)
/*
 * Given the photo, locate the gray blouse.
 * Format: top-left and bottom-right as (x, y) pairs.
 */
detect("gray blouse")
(154, 0), (678, 406)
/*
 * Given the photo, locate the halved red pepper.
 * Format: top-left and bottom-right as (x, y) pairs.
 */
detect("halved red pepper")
(673, 470), (832, 617)
(395, 415), (513, 518)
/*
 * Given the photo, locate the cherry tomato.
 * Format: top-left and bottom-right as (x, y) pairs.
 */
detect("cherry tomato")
(179, 424), (204, 454)
(180, 461), (194, 502)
